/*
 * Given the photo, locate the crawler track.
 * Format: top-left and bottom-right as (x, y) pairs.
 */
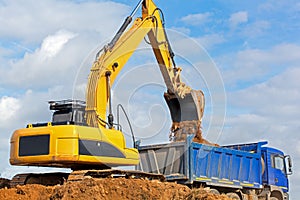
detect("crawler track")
(68, 169), (165, 182)
(7, 169), (165, 188)
(0, 178), (10, 188)
(10, 172), (69, 187)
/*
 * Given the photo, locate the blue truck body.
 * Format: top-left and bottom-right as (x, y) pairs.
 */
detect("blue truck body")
(192, 141), (264, 189)
(137, 136), (291, 199)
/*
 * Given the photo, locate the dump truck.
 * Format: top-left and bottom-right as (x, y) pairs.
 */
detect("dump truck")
(137, 135), (292, 200)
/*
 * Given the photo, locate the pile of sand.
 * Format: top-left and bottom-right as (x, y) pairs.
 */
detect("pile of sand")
(0, 178), (232, 200)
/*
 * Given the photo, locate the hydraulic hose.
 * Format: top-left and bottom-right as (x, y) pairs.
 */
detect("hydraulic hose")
(108, 0), (144, 50)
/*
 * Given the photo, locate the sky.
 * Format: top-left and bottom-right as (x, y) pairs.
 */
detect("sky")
(0, 0), (299, 197)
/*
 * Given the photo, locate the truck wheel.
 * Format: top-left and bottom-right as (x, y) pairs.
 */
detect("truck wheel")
(226, 192), (240, 200)
(209, 188), (220, 195)
(270, 197), (279, 200)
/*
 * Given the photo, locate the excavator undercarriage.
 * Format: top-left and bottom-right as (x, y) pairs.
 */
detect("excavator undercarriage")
(9, 169), (164, 188)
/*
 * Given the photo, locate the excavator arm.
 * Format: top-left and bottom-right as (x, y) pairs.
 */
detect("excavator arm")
(86, 0), (205, 142)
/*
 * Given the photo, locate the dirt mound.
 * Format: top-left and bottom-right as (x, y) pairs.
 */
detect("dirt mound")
(0, 184), (54, 200)
(51, 178), (190, 200)
(0, 178), (232, 200)
(186, 189), (231, 200)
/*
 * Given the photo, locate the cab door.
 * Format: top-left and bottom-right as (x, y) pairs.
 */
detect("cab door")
(269, 153), (289, 192)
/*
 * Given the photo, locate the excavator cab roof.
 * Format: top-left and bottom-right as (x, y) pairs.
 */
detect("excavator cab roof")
(49, 99), (86, 111)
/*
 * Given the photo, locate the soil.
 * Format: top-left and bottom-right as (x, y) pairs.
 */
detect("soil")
(0, 177), (232, 200)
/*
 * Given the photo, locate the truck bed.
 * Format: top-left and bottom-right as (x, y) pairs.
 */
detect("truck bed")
(137, 136), (266, 189)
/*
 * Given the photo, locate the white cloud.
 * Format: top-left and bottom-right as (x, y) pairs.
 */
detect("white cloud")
(180, 12), (212, 26)
(0, 0), (131, 90)
(229, 11), (248, 28)
(170, 26), (191, 35)
(196, 34), (225, 50)
(166, 29), (225, 59)
(0, 96), (20, 121)
(230, 67), (300, 117)
(40, 30), (77, 59)
(221, 43), (300, 86)
(0, 0), (129, 44)
(243, 20), (270, 37)
(0, 30), (78, 88)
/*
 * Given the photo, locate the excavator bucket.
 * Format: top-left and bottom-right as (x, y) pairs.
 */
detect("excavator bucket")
(164, 90), (217, 145)
(164, 90), (204, 123)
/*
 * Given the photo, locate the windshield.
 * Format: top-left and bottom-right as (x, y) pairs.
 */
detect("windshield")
(52, 110), (72, 122)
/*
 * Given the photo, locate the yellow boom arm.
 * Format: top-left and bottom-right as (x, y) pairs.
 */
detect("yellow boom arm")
(86, 0), (204, 141)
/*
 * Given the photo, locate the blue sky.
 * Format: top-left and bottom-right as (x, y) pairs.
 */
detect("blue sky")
(0, 0), (299, 197)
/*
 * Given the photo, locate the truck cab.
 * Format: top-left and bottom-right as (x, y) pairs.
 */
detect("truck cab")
(262, 147), (292, 199)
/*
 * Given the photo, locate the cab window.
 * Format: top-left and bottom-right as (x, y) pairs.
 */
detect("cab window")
(272, 155), (285, 171)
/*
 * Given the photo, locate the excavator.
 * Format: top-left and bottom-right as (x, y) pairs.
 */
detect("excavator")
(8, 0), (208, 186)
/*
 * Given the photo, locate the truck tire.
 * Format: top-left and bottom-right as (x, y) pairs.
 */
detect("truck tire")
(209, 188), (220, 195)
(226, 192), (240, 200)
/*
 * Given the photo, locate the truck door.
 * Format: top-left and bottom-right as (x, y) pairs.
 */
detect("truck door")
(270, 153), (289, 192)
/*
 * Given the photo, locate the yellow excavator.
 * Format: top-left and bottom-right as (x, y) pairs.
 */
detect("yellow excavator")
(9, 0), (205, 185)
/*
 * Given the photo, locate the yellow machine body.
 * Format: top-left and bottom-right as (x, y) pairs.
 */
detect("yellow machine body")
(10, 124), (138, 168)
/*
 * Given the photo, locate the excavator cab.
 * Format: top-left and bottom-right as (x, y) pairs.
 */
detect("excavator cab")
(49, 100), (86, 126)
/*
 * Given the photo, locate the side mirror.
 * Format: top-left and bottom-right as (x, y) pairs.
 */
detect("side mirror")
(135, 140), (141, 148)
(285, 155), (293, 175)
